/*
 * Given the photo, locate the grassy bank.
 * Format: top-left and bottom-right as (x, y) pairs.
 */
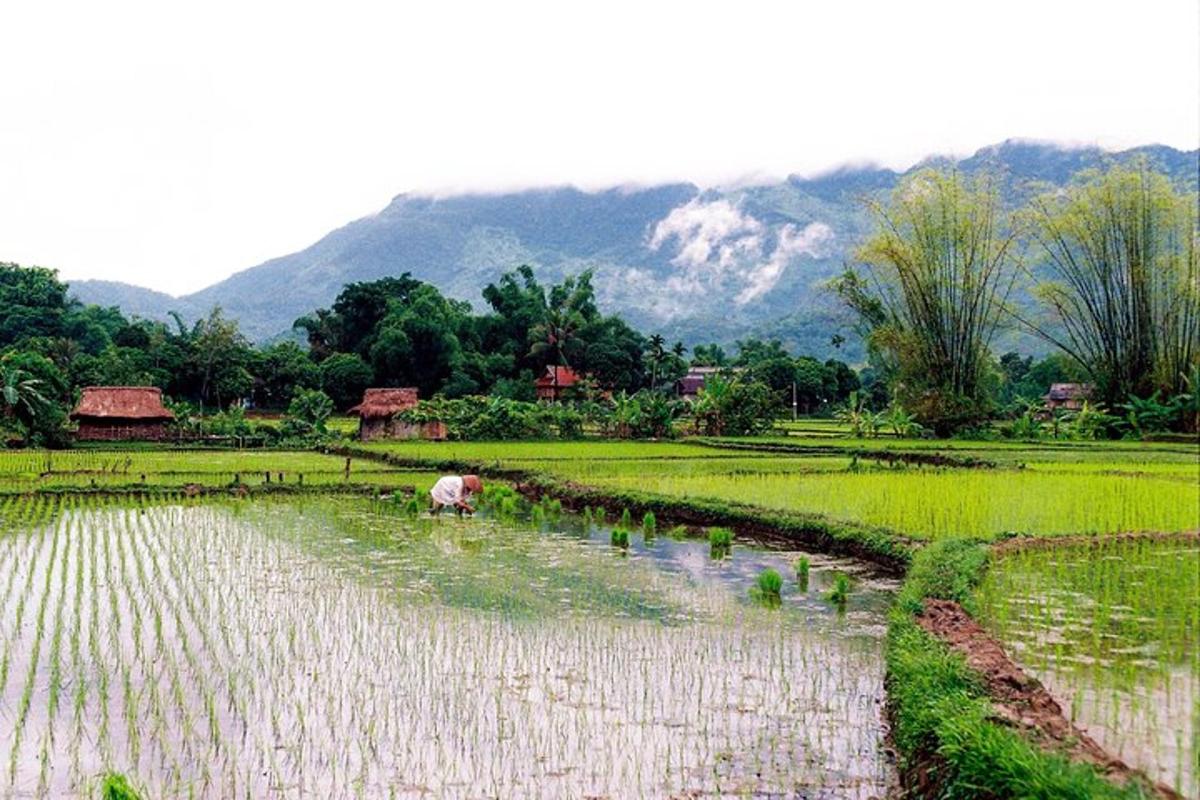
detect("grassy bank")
(887, 539), (1165, 799)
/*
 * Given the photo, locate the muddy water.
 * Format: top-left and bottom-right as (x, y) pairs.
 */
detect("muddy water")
(0, 497), (897, 798)
(978, 539), (1199, 798)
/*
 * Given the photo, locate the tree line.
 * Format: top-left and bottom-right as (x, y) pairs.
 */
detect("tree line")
(0, 260), (860, 445)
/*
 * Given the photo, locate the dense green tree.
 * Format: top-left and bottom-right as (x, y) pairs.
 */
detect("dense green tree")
(824, 359), (859, 403)
(566, 317), (646, 394)
(792, 357), (829, 413)
(253, 342), (320, 409)
(292, 308), (339, 362)
(733, 338), (792, 367)
(835, 169), (1020, 434)
(188, 307), (254, 409)
(1020, 162), (1199, 406)
(480, 265), (549, 372)
(530, 271), (595, 370)
(63, 305), (128, 355)
(0, 263), (69, 346)
(331, 275), (422, 358)
(0, 351), (70, 446)
(370, 285), (468, 397)
(691, 344), (728, 367)
(320, 352), (374, 410)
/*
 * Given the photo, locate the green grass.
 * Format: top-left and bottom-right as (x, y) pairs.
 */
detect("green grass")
(887, 540), (1154, 799)
(0, 449), (430, 492)
(99, 772), (144, 800)
(354, 437), (1198, 541)
(565, 468), (1198, 540)
(976, 537), (1199, 795)
(361, 439), (740, 461)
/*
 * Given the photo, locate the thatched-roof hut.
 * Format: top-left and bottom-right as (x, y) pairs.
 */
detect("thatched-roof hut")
(348, 388), (445, 441)
(71, 386), (174, 441)
(1044, 383), (1093, 411)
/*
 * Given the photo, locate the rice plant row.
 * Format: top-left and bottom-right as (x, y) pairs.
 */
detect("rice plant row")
(976, 537), (1199, 796)
(0, 495), (894, 798)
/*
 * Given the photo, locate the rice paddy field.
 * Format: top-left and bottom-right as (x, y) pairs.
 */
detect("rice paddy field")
(1, 433), (1197, 797)
(0, 493), (895, 798)
(367, 439), (1200, 540)
(977, 537), (1199, 796)
(362, 435), (1199, 795)
(0, 450), (436, 493)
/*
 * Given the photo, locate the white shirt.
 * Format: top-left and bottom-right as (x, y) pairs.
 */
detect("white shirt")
(430, 476), (466, 506)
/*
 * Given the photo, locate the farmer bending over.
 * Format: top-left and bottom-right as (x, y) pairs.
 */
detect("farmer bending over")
(429, 474), (483, 515)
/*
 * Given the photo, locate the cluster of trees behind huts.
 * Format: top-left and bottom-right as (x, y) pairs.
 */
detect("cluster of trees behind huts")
(1, 161), (1196, 445)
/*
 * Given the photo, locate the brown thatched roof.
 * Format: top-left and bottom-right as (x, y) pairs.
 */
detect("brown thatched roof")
(1044, 383), (1093, 402)
(71, 387), (174, 420)
(348, 388), (419, 419)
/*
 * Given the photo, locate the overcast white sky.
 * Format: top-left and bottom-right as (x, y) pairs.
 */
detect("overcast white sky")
(1, 0), (1196, 296)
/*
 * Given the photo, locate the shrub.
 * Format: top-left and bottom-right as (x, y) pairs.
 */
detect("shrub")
(398, 396), (584, 440)
(753, 568), (783, 601)
(203, 405), (253, 437)
(692, 376), (777, 436)
(99, 772), (144, 800)
(708, 527), (733, 549)
(281, 387), (334, 438)
(794, 556), (810, 590)
(826, 572), (851, 607)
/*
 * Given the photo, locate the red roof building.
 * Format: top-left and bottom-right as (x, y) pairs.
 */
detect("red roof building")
(71, 386), (174, 441)
(534, 366), (581, 401)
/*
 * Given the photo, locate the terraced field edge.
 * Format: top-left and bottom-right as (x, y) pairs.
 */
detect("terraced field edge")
(328, 444), (913, 572)
(889, 538), (1179, 799)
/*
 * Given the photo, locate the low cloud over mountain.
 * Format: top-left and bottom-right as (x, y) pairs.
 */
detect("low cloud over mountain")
(68, 141), (1197, 358)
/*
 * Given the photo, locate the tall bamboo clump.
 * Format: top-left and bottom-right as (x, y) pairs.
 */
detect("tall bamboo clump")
(1022, 161), (1200, 406)
(837, 169), (1020, 433)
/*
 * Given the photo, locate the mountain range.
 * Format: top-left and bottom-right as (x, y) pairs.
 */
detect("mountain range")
(68, 140), (1198, 360)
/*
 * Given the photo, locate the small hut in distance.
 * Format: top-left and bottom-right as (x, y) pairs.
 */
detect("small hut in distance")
(71, 386), (175, 441)
(348, 388), (446, 441)
(535, 366), (581, 402)
(1043, 383), (1093, 412)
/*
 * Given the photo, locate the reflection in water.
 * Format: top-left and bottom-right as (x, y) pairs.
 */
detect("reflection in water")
(0, 498), (897, 798)
(978, 539), (1199, 797)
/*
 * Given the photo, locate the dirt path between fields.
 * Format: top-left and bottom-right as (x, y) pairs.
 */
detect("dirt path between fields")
(916, 598), (1183, 800)
(991, 528), (1200, 555)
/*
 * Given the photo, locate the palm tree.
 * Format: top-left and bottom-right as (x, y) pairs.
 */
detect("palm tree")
(530, 276), (592, 372)
(646, 334), (667, 389)
(530, 305), (584, 368)
(693, 375), (731, 435)
(1, 366), (49, 426)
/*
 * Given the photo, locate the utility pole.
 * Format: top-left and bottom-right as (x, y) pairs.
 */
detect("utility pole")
(792, 382), (798, 422)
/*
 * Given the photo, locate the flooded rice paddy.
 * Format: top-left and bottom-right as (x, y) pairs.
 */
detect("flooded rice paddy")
(977, 537), (1199, 797)
(0, 495), (897, 798)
